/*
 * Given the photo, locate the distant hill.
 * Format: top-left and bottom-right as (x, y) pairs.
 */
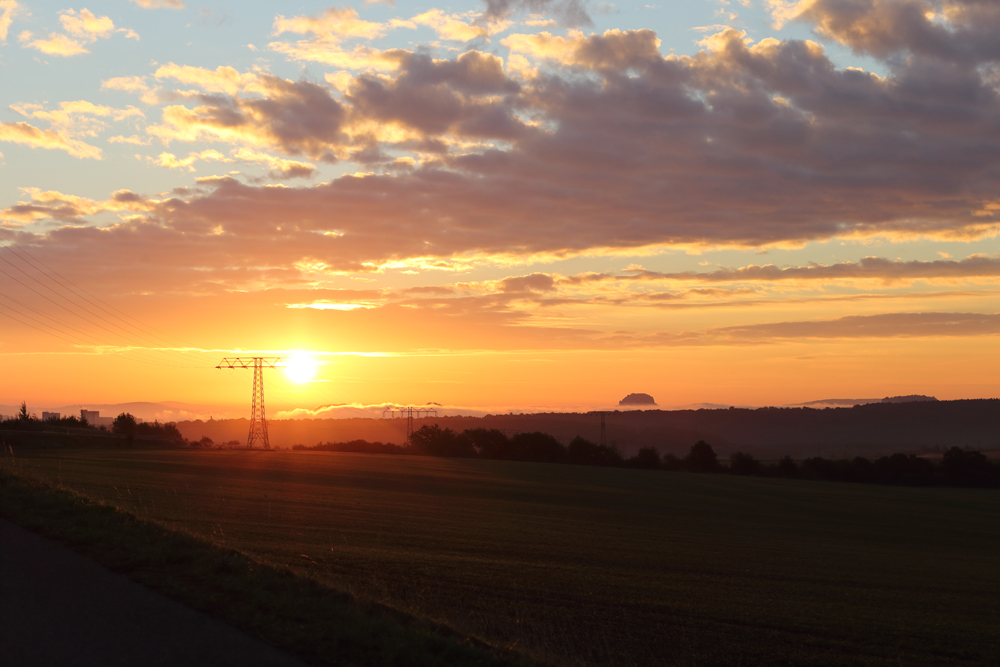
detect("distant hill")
(788, 395), (937, 409)
(619, 393), (656, 406)
(881, 395), (937, 403)
(177, 398), (1000, 458)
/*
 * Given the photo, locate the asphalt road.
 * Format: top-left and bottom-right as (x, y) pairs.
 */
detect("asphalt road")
(0, 519), (310, 667)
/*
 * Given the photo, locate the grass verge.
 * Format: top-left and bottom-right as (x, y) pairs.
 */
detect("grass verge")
(0, 467), (538, 667)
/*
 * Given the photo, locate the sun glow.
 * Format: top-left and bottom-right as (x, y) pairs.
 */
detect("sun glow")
(284, 354), (318, 383)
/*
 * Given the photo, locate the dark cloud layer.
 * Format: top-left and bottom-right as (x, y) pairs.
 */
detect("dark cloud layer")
(6, 2), (1000, 294)
(628, 256), (1000, 284)
(481, 0), (592, 26)
(601, 312), (1000, 347)
(796, 0), (1000, 64)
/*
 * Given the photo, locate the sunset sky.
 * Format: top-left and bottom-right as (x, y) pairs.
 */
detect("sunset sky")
(2, 0), (1000, 418)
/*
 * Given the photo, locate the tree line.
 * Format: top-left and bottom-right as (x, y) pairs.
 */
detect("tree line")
(291, 424), (1000, 488)
(1, 402), (182, 445)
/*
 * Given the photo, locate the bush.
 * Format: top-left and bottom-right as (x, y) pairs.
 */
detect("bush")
(940, 447), (999, 487)
(684, 441), (721, 473)
(507, 432), (566, 463)
(629, 447), (661, 470)
(729, 452), (760, 476)
(410, 425), (476, 458)
(461, 429), (509, 459)
(775, 456), (798, 478)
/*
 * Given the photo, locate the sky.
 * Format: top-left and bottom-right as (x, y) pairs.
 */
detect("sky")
(2, 0), (1000, 419)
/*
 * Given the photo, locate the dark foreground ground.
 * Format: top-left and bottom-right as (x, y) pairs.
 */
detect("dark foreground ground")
(5, 448), (1000, 666)
(0, 519), (307, 667)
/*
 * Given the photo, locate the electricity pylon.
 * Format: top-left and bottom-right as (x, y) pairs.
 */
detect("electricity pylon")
(591, 411), (608, 446)
(382, 406), (438, 442)
(217, 357), (284, 449)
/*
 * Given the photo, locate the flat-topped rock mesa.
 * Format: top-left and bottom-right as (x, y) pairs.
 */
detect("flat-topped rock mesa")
(620, 393), (657, 406)
(882, 395), (937, 403)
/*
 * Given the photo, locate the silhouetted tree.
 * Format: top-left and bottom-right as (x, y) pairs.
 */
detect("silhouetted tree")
(507, 432), (566, 463)
(848, 456), (875, 483)
(869, 453), (934, 485)
(567, 436), (601, 465)
(18, 401), (29, 421)
(629, 447), (661, 470)
(729, 451), (761, 476)
(775, 455), (798, 478)
(661, 453), (682, 471)
(112, 412), (138, 447)
(410, 424), (475, 457)
(940, 447), (999, 487)
(684, 440), (721, 473)
(566, 436), (622, 466)
(461, 428), (509, 459)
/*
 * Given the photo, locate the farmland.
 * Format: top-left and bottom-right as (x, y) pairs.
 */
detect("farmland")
(6, 448), (1000, 666)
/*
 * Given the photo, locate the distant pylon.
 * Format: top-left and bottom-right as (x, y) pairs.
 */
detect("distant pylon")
(217, 357), (284, 449)
(600, 411), (607, 447)
(381, 405), (439, 443)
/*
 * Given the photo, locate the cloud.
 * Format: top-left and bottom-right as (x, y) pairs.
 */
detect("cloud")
(150, 149), (233, 171)
(108, 134), (152, 145)
(772, 0), (1000, 64)
(130, 0), (184, 8)
(503, 27), (661, 69)
(410, 10), (491, 42)
(11, 100), (143, 138)
(9, 24), (1000, 288)
(21, 31), (89, 56)
(271, 42), (408, 71)
(231, 148), (316, 179)
(0, 0), (21, 42)
(345, 51), (523, 141)
(625, 256), (1000, 285)
(20, 8), (138, 56)
(272, 7), (387, 41)
(481, 0), (592, 26)
(148, 74), (347, 160)
(0, 121), (102, 159)
(153, 63), (261, 96)
(714, 311), (1000, 341)
(499, 273), (556, 292)
(597, 311), (1000, 348)
(0, 188), (156, 227)
(101, 75), (163, 105)
(102, 75), (151, 93)
(60, 8), (117, 40)
(268, 7), (408, 71)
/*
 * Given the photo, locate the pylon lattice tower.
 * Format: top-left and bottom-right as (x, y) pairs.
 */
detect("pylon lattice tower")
(217, 357), (284, 449)
(591, 411), (608, 446)
(382, 406), (439, 443)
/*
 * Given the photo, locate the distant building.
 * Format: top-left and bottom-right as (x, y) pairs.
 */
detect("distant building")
(42, 411), (60, 420)
(80, 409), (114, 428)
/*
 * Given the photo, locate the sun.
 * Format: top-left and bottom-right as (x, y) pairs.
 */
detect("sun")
(284, 354), (318, 384)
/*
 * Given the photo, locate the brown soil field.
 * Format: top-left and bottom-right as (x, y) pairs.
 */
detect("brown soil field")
(7, 448), (1000, 666)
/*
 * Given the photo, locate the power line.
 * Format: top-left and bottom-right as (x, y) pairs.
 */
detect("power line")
(0, 231), (200, 368)
(0, 228), (197, 357)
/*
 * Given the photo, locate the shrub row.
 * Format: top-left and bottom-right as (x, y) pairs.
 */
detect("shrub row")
(295, 425), (1000, 488)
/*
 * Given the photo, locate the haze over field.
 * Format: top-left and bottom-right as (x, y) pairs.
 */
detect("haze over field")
(3, 0), (1000, 410)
